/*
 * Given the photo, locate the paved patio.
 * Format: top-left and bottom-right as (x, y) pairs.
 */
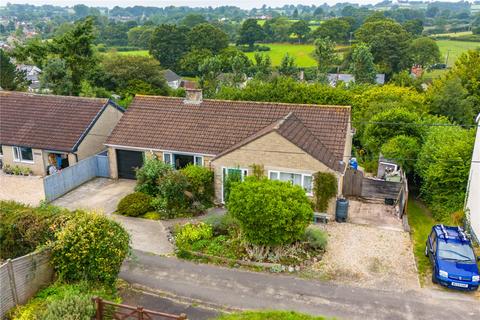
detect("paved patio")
(347, 198), (404, 232)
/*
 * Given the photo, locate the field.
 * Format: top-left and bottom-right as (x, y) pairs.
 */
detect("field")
(117, 50), (149, 57)
(244, 43), (317, 67)
(436, 40), (480, 66)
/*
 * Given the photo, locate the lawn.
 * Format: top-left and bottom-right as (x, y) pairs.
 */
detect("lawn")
(116, 50), (150, 57)
(436, 40), (480, 66)
(244, 43), (317, 67)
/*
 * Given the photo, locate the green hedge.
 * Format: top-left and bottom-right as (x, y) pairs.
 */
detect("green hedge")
(0, 201), (70, 259)
(117, 192), (153, 217)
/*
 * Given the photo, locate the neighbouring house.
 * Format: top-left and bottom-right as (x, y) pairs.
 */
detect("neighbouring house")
(16, 64), (42, 92)
(466, 113), (480, 242)
(105, 89), (352, 213)
(0, 91), (124, 176)
(327, 73), (385, 87)
(162, 69), (182, 89)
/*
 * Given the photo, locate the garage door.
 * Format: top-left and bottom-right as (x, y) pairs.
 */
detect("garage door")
(116, 149), (144, 179)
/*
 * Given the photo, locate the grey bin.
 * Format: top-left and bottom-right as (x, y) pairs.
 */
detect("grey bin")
(335, 198), (349, 222)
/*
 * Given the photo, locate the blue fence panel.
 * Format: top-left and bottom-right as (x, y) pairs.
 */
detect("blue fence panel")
(96, 155), (110, 177)
(44, 154), (110, 202)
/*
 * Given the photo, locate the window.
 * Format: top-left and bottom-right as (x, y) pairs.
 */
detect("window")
(194, 155), (203, 166)
(13, 146), (33, 163)
(163, 152), (172, 165)
(269, 170), (313, 195)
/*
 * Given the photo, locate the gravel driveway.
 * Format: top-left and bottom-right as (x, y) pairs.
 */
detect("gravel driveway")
(307, 222), (419, 292)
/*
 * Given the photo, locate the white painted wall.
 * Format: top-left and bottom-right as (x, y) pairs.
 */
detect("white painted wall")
(466, 115), (480, 241)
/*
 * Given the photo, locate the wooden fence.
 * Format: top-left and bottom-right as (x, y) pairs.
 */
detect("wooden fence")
(92, 297), (187, 320)
(0, 250), (54, 318)
(343, 168), (408, 217)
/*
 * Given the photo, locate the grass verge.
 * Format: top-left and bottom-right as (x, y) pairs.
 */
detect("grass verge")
(216, 310), (331, 320)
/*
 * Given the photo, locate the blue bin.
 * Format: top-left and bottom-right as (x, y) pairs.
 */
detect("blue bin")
(335, 198), (349, 222)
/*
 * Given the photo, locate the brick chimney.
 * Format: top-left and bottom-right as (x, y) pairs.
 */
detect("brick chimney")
(184, 88), (203, 105)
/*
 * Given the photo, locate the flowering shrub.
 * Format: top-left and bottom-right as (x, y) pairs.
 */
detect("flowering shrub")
(51, 212), (130, 286)
(174, 222), (213, 250)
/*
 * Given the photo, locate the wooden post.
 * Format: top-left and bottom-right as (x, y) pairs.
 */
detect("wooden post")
(6, 259), (19, 305)
(137, 306), (144, 320)
(93, 297), (103, 320)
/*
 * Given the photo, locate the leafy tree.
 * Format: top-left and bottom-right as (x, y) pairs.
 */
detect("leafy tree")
(263, 17), (291, 42)
(312, 18), (351, 43)
(450, 50), (480, 106)
(179, 49), (213, 76)
(390, 70), (424, 92)
(101, 53), (169, 97)
(40, 58), (73, 95)
(409, 37), (440, 67)
(252, 53), (272, 80)
(52, 17), (97, 95)
(278, 53), (297, 77)
(380, 135), (420, 174)
(416, 126), (475, 220)
(237, 19), (265, 48)
(10, 38), (49, 68)
(362, 107), (422, 153)
(313, 7), (324, 19)
(181, 14), (207, 28)
(0, 49), (28, 90)
(350, 43), (376, 84)
(198, 56), (223, 96)
(127, 26), (155, 49)
(355, 19), (412, 74)
(313, 37), (336, 75)
(150, 24), (189, 70)
(403, 19), (424, 36)
(427, 76), (475, 124)
(228, 178), (313, 246)
(289, 20), (310, 43)
(187, 23), (229, 54)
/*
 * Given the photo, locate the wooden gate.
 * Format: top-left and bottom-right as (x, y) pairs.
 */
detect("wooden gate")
(92, 297), (187, 320)
(342, 168), (364, 197)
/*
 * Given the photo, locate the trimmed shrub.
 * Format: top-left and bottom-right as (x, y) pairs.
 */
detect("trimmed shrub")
(43, 293), (94, 320)
(51, 212), (130, 286)
(303, 227), (328, 251)
(312, 172), (337, 212)
(135, 156), (172, 196)
(228, 178), (313, 246)
(117, 192), (153, 217)
(0, 201), (70, 259)
(181, 164), (214, 208)
(174, 222), (213, 250)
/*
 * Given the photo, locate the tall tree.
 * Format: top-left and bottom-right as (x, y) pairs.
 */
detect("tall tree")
(198, 56), (223, 96)
(312, 18), (351, 43)
(0, 49), (28, 91)
(150, 24), (189, 71)
(180, 14), (207, 28)
(289, 20), (310, 43)
(40, 58), (72, 95)
(278, 53), (297, 77)
(187, 23), (229, 54)
(409, 37), (441, 67)
(350, 43), (376, 84)
(237, 19), (265, 49)
(52, 17), (97, 95)
(313, 37), (336, 75)
(355, 19), (412, 75)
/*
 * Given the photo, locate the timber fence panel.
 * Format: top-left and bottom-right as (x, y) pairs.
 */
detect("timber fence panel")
(0, 250), (54, 319)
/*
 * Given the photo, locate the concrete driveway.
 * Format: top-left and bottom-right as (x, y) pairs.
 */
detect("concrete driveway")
(52, 178), (173, 256)
(0, 173), (45, 206)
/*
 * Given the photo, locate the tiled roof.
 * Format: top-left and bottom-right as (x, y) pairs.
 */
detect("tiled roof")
(0, 91), (109, 152)
(106, 95), (350, 170)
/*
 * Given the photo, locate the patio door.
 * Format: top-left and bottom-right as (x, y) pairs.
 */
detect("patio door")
(222, 167), (248, 203)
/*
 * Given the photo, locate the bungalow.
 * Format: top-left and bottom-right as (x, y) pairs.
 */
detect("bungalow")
(466, 114), (480, 242)
(0, 91), (124, 176)
(106, 89), (352, 212)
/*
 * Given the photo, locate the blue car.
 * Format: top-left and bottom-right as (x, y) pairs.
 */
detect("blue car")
(426, 225), (480, 291)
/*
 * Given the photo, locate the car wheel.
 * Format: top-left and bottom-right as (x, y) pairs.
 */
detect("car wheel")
(432, 268), (438, 284)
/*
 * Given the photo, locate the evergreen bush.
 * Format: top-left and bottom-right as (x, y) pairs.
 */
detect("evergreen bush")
(117, 192), (153, 217)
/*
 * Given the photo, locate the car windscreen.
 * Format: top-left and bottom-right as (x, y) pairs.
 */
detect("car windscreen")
(438, 241), (476, 262)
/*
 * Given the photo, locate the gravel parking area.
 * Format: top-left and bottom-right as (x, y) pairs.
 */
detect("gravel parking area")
(307, 222), (419, 292)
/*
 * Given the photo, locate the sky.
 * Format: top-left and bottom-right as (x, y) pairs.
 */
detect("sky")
(3, 0), (405, 10)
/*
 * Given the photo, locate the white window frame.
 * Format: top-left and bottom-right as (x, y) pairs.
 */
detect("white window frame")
(221, 167), (248, 203)
(268, 170), (313, 196)
(194, 155), (204, 166)
(12, 146), (34, 164)
(163, 152), (172, 165)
